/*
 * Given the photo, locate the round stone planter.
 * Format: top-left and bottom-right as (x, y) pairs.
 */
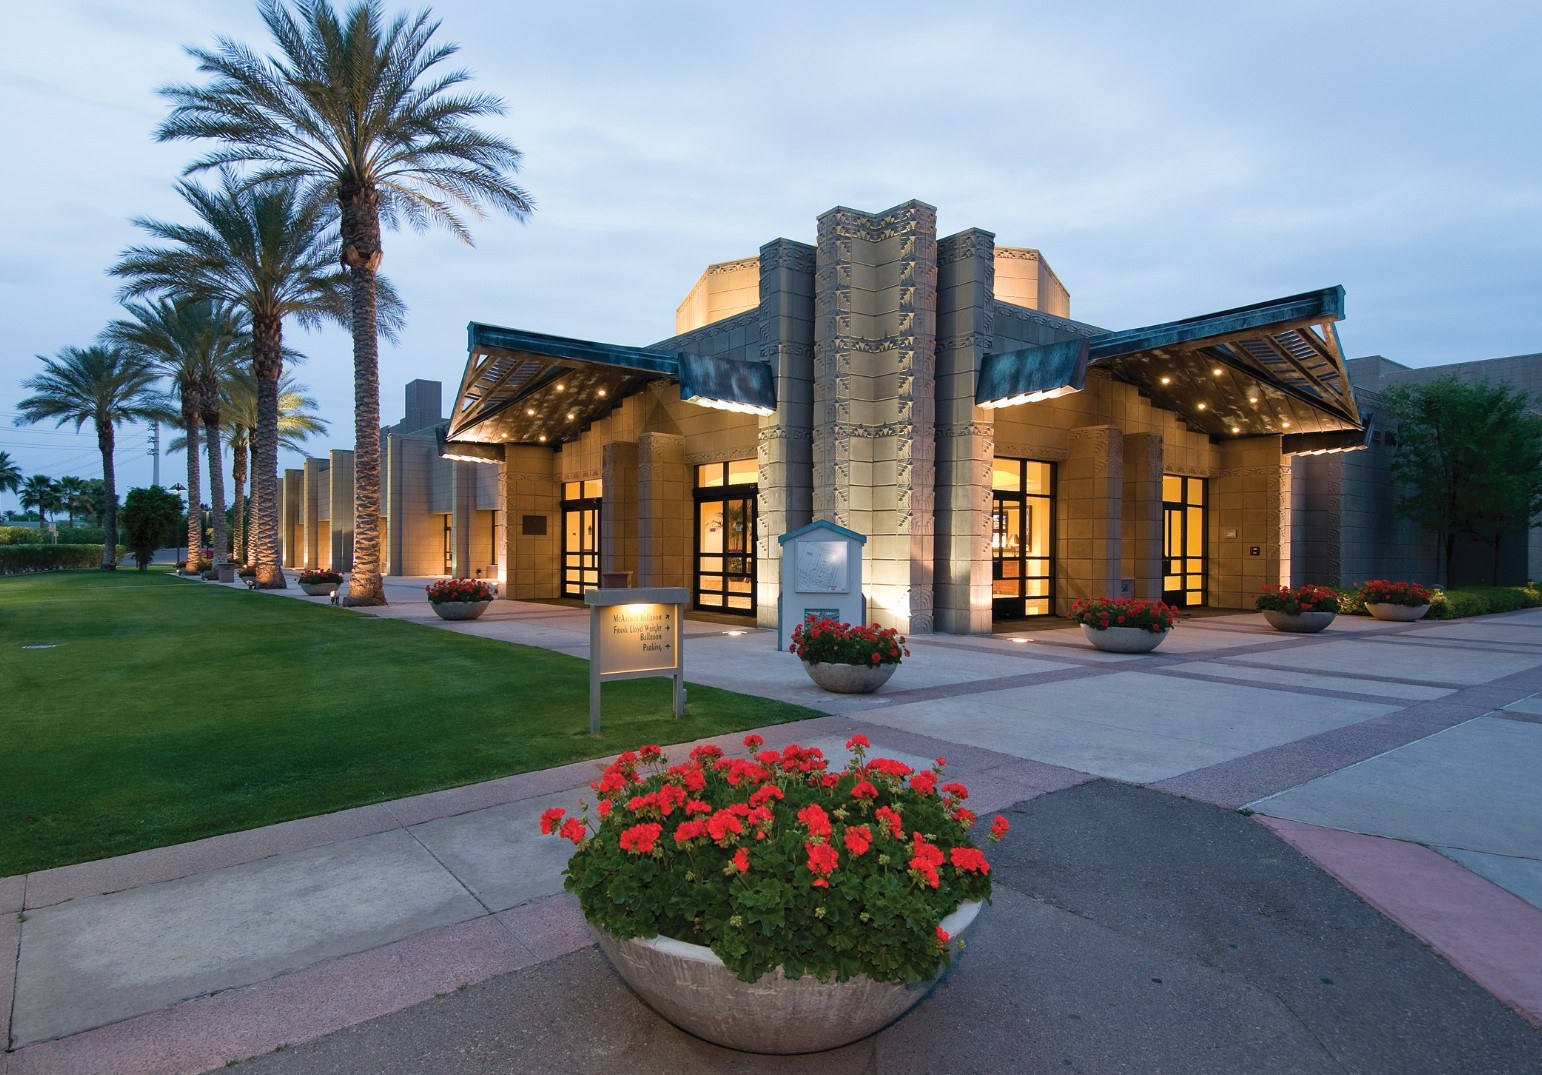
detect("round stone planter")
(1262, 610), (1337, 634)
(431, 599), (491, 621)
(1079, 624), (1170, 653)
(1365, 602), (1430, 622)
(591, 900), (982, 1054)
(800, 660), (897, 694)
(300, 582), (340, 597)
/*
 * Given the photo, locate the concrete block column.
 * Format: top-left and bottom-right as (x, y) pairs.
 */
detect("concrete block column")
(601, 441), (639, 582)
(755, 238), (816, 628)
(638, 432), (688, 588)
(1121, 433), (1164, 599)
(1211, 435), (1288, 607)
(1060, 426), (1123, 613)
(933, 228), (997, 634)
(502, 446), (559, 600)
(812, 200), (939, 633)
(281, 468), (303, 569)
(301, 458), (323, 569)
(450, 461), (476, 578)
(327, 449), (354, 572)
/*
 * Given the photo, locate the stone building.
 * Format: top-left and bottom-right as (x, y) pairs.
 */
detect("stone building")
(409, 198), (1369, 633)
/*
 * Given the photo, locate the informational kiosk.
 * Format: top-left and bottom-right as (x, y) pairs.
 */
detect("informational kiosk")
(777, 520), (867, 650)
(584, 587), (689, 734)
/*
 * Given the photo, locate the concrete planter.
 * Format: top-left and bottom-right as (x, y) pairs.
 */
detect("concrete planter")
(300, 582), (340, 597)
(1080, 624), (1170, 653)
(801, 660), (897, 694)
(431, 599), (491, 621)
(1262, 610), (1337, 634)
(1365, 602), (1430, 622)
(591, 900), (982, 1054)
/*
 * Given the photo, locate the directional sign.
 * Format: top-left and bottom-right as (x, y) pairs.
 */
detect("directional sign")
(585, 587), (689, 734)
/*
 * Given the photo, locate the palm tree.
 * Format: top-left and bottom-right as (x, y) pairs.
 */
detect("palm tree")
(14, 347), (171, 568)
(0, 452), (24, 517)
(105, 298), (247, 568)
(113, 173), (349, 588)
(221, 367), (327, 563)
(57, 476), (90, 525)
(19, 475), (61, 533)
(157, 0), (532, 605)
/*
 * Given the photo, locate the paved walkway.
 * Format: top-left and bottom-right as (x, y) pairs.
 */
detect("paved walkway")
(4, 577), (1541, 1073)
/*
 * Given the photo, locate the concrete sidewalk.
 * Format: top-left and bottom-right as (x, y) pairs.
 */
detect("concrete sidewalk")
(4, 582), (1542, 1073)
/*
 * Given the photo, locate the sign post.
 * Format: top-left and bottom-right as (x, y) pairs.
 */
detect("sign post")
(584, 587), (689, 734)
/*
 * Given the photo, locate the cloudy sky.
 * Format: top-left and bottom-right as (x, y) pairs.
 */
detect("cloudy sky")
(2, 0), (1538, 508)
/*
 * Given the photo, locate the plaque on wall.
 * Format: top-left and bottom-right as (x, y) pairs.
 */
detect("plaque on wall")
(803, 607), (841, 622)
(522, 514), (547, 536)
(796, 541), (849, 593)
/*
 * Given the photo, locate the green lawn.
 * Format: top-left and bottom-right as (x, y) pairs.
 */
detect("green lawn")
(0, 570), (816, 875)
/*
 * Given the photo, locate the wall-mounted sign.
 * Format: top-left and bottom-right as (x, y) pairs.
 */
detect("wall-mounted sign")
(585, 587), (689, 733)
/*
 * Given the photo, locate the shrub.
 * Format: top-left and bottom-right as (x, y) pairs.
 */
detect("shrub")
(788, 617), (909, 666)
(1430, 585), (1542, 620)
(0, 526), (42, 546)
(1334, 587), (1367, 615)
(1070, 596), (1176, 633)
(1358, 580), (1433, 607)
(542, 735), (1007, 985)
(297, 569), (344, 585)
(0, 544), (122, 574)
(1255, 584), (1341, 616)
(424, 577), (496, 603)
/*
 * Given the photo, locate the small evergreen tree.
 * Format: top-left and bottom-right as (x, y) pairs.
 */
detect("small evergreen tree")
(120, 486), (186, 571)
(1384, 376), (1542, 584)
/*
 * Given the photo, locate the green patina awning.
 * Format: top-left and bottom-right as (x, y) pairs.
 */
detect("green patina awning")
(978, 287), (1364, 440)
(446, 324), (775, 448)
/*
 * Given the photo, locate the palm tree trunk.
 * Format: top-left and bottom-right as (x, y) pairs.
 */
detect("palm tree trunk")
(252, 315), (287, 589)
(233, 438), (249, 565)
(96, 419), (118, 570)
(340, 184), (386, 606)
(201, 388), (228, 567)
(184, 399), (202, 573)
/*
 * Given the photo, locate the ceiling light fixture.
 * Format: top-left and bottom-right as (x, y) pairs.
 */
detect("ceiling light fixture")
(1281, 420), (1291, 428)
(525, 407), (536, 416)
(1196, 402), (1207, 410)
(1212, 367), (1223, 376)
(1248, 396), (1258, 404)
(555, 383), (565, 392)
(537, 434), (547, 442)
(1159, 376), (1171, 385)
(566, 411), (576, 421)
(597, 388), (607, 398)
(1231, 426), (1240, 434)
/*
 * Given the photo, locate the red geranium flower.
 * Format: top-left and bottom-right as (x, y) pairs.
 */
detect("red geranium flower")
(851, 780), (879, 800)
(843, 826), (873, 856)
(619, 822), (663, 854)
(731, 847), (750, 873)
(990, 815), (1011, 840)
(539, 807), (565, 835)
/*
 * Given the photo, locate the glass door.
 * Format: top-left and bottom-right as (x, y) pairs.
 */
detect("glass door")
(991, 458), (1054, 619)
(561, 479), (602, 597)
(442, 516), (453, 574)
(695, 459), (757, 615)
(1162, 475), (1206, 607)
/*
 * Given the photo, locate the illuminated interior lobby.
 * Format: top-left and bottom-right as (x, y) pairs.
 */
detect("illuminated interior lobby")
(288, 199), (1371, 634)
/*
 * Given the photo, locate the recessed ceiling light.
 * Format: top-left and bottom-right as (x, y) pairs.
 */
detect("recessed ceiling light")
(597, 388), (607, 397)
(566, 411), (576, 421)
(1159, 376), (1171, 385)
(1196, 402), (1207, 410)
(1281, 420), (1291, 428)
(554, 383), (565, 392)
(1212, 367), (1223, 376)
(1248, 396), (1258, 404)
(1231, 426), (1240, 434)
(525, 407), (536, 416)
(537, 434), (547, 442)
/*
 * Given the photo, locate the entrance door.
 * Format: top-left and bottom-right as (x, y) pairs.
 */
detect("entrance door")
(991, 459), (1054, 619)
(561, 479), (602, 597)
(1162, 475), (1206, 607)
(695, 459), (757, 615)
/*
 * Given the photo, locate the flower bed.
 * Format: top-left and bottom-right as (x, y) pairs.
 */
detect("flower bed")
(788, 617), (909, 666)
(1070, 596), (1176, 633)
(542, 735), (1007, 985)
(424, 577), (496, 603)
(1254, 584), (1340, 616)
(296, 569), (344, 586)
(1357, 579), (1432, 606)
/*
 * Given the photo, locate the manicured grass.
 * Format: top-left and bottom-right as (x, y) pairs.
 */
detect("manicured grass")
(0, 570), (817, 875)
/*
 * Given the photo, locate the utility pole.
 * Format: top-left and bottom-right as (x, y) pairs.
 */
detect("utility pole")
(150, 420), (160, 487)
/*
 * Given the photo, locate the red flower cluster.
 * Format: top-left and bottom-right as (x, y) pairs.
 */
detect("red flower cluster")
(296, 569), (344, 585)
(424, 577), (497, 604)
(788, 616), (910, 666)
(1358, 579), (1433, 607)
(1255, 583), (1341, 616)
(1070, 596), (1176, 633)
(619, 822), (663, 854)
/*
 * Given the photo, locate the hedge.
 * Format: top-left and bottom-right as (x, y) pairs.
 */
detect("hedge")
(0, 525), (107, 545)
(1335, 584), (1542, 620)
(0, 544), (124, 574)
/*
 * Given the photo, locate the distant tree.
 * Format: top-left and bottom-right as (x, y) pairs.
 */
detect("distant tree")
(1384, 376), (1542, 585)
(19, 475), (61, 533)
(120, 486), (185, 570)
(14, 345), (174, 568)
(57, 476), (90, 525)
(0, 451), (21, 513)
(82, 478), (110, 527)
(222, 368), (327, 563)
(157, 0), (531, 605)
